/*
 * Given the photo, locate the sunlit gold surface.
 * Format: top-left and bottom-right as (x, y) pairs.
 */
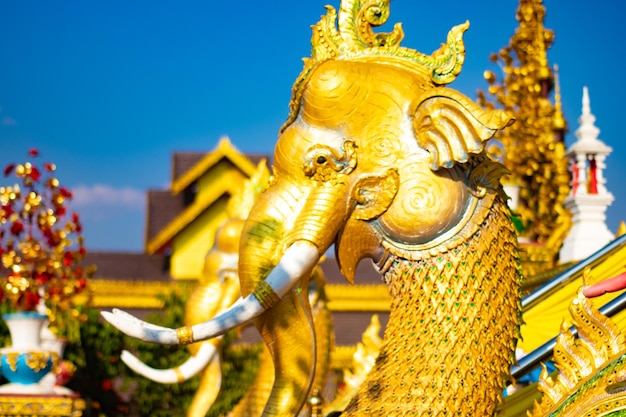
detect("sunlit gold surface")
(342, 192), (520, 416)
(0, 395), (85, 417)
(175, 326), (194, 345)
(479, 0), (571, 258)
(229, 266), (334, 417)
(231, 0), (520, 415)
(529, 269), (626, 416)
(325, 314), (383, 415)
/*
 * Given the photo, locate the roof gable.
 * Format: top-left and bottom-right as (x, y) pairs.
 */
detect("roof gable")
(145, 137), (270, 255)
(171, 137), (259, 195)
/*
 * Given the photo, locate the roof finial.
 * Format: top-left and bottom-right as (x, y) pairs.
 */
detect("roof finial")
(576, 86), (600, 143)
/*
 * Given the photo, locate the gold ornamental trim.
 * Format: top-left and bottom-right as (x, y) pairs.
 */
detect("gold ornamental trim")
(253, 280), (281, 310)
(330, 345), (357, 370)
(87, 279), (195, 309)
(89, 280), (391, 312)
(176, 326), (194, 345)
(0, 395), (86, 417)
(284, 0), (469, 132)
(529, 269), (626, 416)
(326, 284), (389, 312)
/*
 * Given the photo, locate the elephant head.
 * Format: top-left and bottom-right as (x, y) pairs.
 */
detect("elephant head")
(104, 2), (521, 415)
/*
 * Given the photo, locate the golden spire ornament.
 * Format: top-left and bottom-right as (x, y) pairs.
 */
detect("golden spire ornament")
(479, 0), (571, 276)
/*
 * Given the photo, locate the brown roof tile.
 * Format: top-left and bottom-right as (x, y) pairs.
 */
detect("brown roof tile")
(172, 153), (205, 182)
(331, 311), (389, 346)
(145, 190), (186, 247)
(237, 311), (388, 346)
(320, 257), (381, 285)
(83, 251), (172, 282)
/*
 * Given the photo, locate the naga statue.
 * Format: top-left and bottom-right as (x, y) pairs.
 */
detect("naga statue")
(103, 1), (523, 415)
(529, 269), (626, 416)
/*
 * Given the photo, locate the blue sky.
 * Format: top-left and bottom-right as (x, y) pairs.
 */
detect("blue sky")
(0, 1), (624, 252)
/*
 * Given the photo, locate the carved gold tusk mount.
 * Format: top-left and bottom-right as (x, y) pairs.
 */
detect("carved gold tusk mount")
(176, 326), (194, 345)
(253, 280), (282, 310)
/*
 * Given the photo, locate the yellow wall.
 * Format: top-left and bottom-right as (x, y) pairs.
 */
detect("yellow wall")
(170, 195), (230, 280)
(195, 159), (241, 196)
(169, 158), (251, 280)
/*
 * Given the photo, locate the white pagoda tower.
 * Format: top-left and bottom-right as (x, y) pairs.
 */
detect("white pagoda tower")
(560, 87), (614, 263)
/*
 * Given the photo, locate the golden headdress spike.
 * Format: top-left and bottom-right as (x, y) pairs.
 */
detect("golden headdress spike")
(283, 0), (469, 132)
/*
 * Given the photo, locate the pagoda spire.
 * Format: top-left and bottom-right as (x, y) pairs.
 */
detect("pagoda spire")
(560, 87), (614, 263)
(479, 0), (571, 275)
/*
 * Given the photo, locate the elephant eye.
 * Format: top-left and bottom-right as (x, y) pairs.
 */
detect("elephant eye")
(303, 142), (357, 182)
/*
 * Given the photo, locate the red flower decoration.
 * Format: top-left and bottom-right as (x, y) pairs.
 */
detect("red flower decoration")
(101, 379), (113, 391)
(3, 164), (14, 177)
(0, 150), (94, 316)
(29, 166), (41, 181)
(1, 204), (13, 217)
(63, 251), (74, 267)
(59, 187), (72, 199)
(10, 221), (24, 236)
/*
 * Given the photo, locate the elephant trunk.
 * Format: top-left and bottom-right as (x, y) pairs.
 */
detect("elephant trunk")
(237, 180), (349, 416)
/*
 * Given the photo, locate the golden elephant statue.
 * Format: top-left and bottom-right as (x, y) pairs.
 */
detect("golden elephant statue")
(119, 162), (334, 417)
(120, 217), (244, 417)
(104, 1), (522, 415)
(121, 221), (334, 417)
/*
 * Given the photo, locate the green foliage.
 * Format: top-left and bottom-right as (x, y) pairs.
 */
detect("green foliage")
(0, 287), (262, 416)
(64, 307), (126, 416)
(121, 290), (201, 416)
(205, 335), (262, 417)
(68, 289), (260, 416)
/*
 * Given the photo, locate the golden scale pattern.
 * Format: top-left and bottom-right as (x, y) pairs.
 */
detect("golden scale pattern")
(342, 196), (522, 416)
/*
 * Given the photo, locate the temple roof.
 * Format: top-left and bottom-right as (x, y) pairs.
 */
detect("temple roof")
(170, 137), (266, 195)
(144, 137), (269, 254)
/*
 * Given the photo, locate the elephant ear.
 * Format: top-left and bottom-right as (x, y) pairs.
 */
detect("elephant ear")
(413, 87), (514, 170)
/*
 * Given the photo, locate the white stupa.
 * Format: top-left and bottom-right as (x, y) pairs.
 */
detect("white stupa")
(560, 87), (614, 263)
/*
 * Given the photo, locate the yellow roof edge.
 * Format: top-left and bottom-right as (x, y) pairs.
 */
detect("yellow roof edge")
(170, 137), (258, 195)
(145, 181), (234, 255)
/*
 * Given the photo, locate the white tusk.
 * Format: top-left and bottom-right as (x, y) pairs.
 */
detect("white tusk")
(121, 341), (219, 384)
(101, 240), (320, 345)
